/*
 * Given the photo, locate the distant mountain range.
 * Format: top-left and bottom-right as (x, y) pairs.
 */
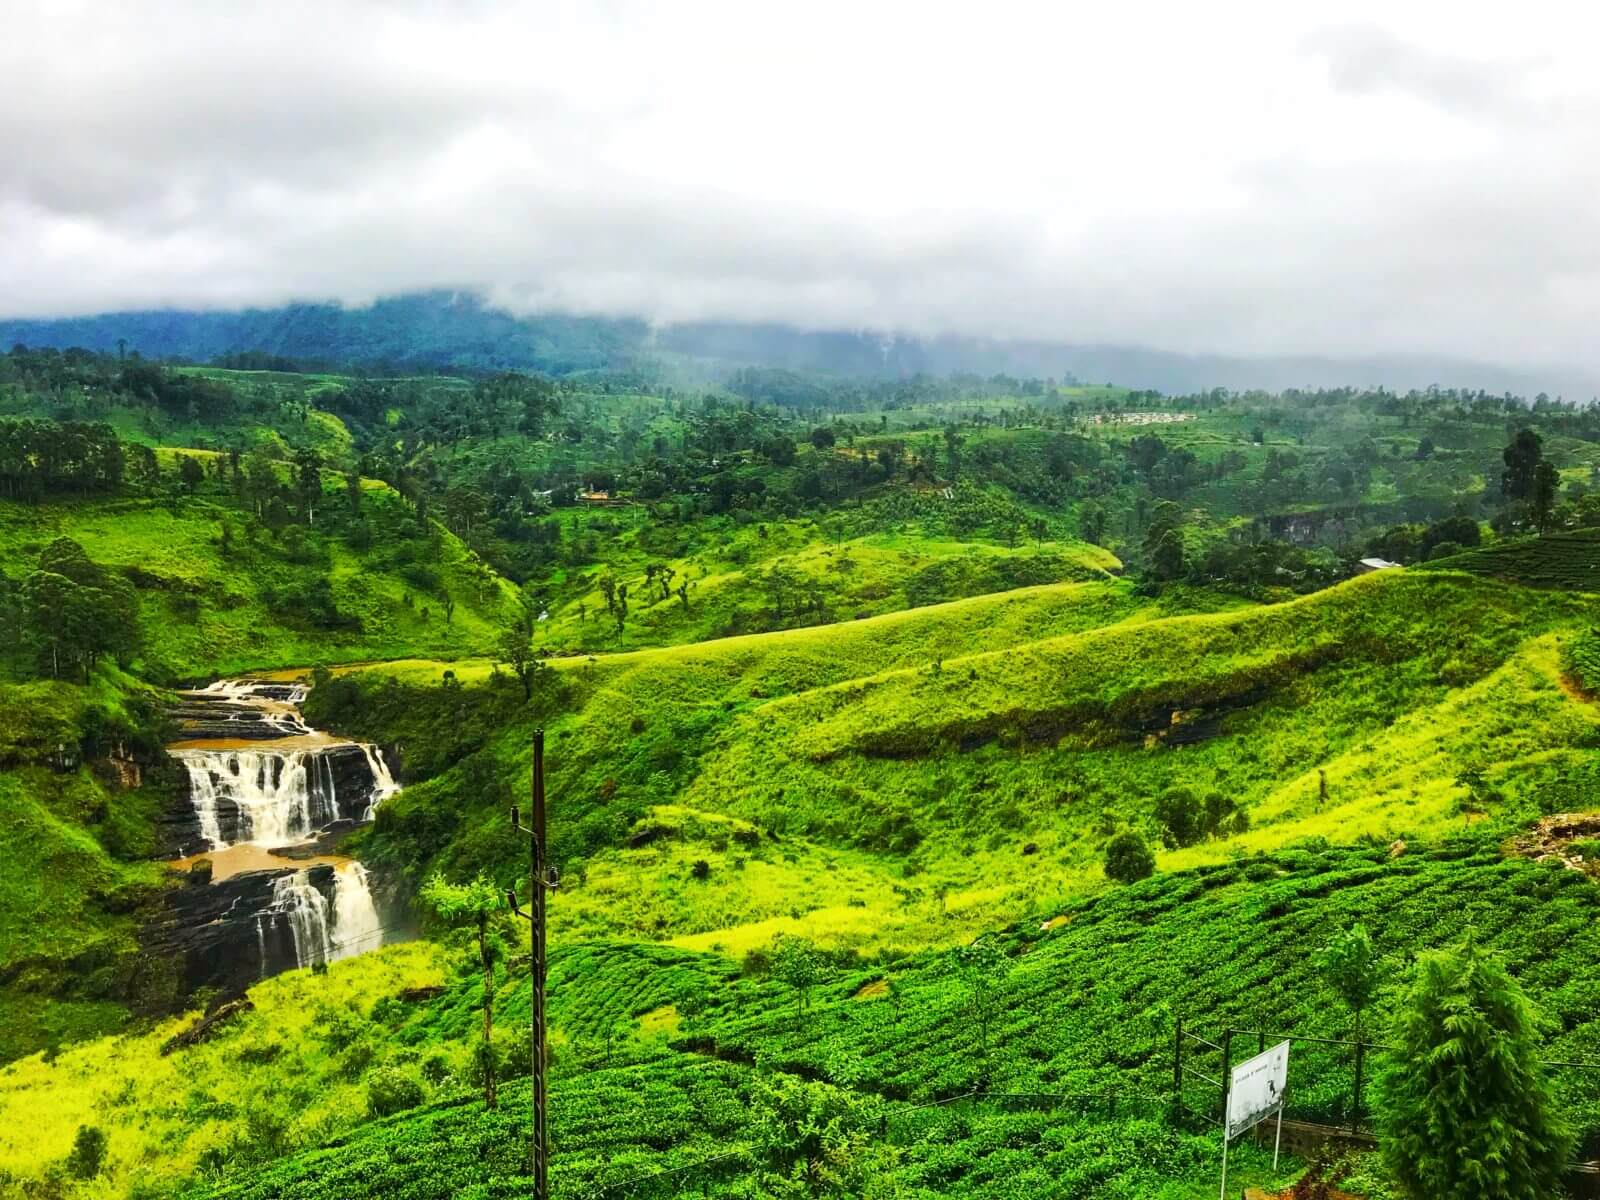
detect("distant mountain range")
(3, 291), (1593, 399)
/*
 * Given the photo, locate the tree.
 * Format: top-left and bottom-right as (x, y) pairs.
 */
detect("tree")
(294, 448), (321, 525)
(772, 935), (822, 1031)
(1533, 461), (1560, 533)
(942, 425), (963, 482)
(1500, 428), (1543, 503)
(497, 624), (544, 700)
(749, 1074), (893, 1198)
(178, 455), (205, 494)
(1142, 500), (1186, 581)
(1377, 938), (1570, 1200)
(809, 426), (836, 451)
(418, 874), (505, 1108)
(1103, 832), (1155, 883)
(1079, 502), (1107, 546)
(1155, 787), (1204, 847)
(954, 935), (1007, 1061)
(65, 1125), (107, 1179)
(1319, 923), (1381, 1043)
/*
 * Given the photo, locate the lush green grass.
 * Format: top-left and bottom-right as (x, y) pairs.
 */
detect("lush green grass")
(537, 523), (1123, 654)
(0, 669), (170, 1059)
(313, 569), (1597, 963)
(0, 487), (514, 679)
(22, 830), (1600, 1198)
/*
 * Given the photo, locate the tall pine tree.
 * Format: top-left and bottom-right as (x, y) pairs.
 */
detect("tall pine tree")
(1377, 937), (1570, 1200)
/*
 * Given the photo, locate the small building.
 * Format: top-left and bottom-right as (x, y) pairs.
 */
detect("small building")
(1357, 557), (1400, 574)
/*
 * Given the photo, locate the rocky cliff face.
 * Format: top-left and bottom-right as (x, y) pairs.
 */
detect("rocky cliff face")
(143, 862), (395, 998)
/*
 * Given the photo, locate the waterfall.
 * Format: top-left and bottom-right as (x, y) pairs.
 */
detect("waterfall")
(268, 864), (383, 969)
(181, 758), (226, 849)
(270, 871), (334, 969)
(330, 863), (382, 960)
(191, 679), (310, 704)
(358, 745), (400, 820)
(173, 749), (325, 847)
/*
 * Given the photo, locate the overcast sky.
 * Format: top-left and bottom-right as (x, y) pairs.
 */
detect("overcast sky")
(3, 2), (1598, 371)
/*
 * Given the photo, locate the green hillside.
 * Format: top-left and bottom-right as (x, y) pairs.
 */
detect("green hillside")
(2, 343), (1600, 1198)
(308, 570), (1596, 959)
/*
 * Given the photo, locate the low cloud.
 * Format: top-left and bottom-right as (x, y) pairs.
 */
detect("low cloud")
(4, 1), (1599, 376)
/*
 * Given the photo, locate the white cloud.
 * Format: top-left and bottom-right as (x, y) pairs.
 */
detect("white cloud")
(3, 0), (1599, 372)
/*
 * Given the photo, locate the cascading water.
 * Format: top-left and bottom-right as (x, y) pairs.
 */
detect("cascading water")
(171, 683), (398, 850)
(330, 863), (383, 960)
(163, 675), (400, 984)
(271, 870), (333, 969)
(266, 863), (384, 969)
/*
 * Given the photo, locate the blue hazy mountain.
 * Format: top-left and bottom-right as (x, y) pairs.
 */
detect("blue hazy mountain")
(3, 291), (1591, 398)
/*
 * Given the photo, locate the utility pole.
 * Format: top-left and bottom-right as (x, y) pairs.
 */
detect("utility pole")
(508, 730), (557, 1200)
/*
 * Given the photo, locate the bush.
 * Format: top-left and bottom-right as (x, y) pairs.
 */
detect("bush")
(1104, 833), (1155, 884)
(65, 1125), (107, 1179)
(365, 1067), (425, 1118)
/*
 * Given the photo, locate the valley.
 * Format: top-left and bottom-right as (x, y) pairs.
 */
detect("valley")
(0, 341), (1596, 1199)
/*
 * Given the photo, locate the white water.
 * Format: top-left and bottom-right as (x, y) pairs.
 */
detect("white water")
(189, 678), (310, 704)
(172, 678), (397, 969)
(358, 744), (400, 820)
(271, 870), (333, 968)
(174, 678), (401, 848)
(330, 863), (382, 960)
(269, 863), (383, 969)
(174, 749), (329, 848)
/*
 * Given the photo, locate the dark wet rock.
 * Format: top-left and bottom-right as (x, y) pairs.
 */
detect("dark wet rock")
(143, 866), (334, 997)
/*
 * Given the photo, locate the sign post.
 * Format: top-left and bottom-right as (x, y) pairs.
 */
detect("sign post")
(1221, 1039), (1290, 1199)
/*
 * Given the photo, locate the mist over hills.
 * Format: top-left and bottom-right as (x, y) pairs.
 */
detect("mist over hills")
(2, 291), (1593, 398)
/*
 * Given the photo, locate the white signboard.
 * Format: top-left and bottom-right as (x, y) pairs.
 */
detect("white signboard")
(1226, 1040), (1290, 1140)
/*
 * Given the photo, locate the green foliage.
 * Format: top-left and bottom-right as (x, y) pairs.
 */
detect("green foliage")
(1103, 832), (1155, 884)
(749, 1073), (891, 1197)
(1376, 938), (1571, 1200)
(65, 1124), (107, 1179)
(364, 1067), (425, 1119)
(1318, 923), (1380, 1036)
(1566, 627), (1600, 694)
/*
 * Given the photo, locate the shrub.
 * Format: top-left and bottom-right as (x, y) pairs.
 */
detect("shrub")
(65, 1125), (107, 1179)
(365, 1067), (425, 1118)
(1155, 788), (1204, 847)
(690, 859), (712, 880)
(1104, 833), (1155, 884)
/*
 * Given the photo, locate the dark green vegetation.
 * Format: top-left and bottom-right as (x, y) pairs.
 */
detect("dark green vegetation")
(1378, 938), (1571, 1200)
(1, 332), (1599, 1198)
(0, 671), (174, 1059)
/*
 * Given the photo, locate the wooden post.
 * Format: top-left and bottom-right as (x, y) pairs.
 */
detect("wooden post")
(531, 730), (550, 1200)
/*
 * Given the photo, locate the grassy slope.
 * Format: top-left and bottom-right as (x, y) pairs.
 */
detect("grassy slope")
(338, 569), (1596, 962)
(17, 831), (1600, 1198)
(1423, 528), (1600, 592)
(540, 527), (1123, 654)
(0, 671), (169, 1059)
(0, 488), (514, 679)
